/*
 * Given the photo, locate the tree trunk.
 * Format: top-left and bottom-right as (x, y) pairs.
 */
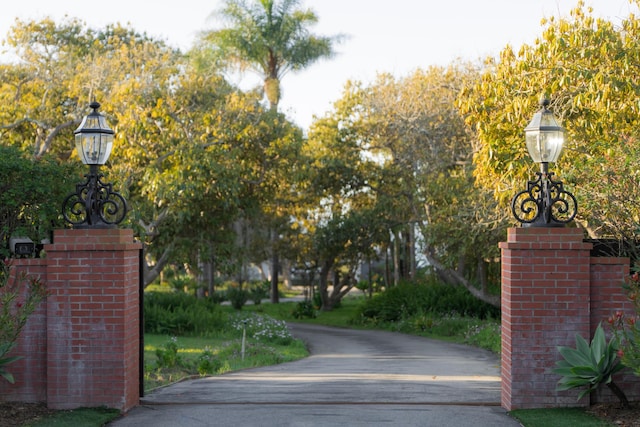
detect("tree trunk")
(408, 224), (416, 281)
(143, 245), (173, 287)
(477, 256), (488, 295)
(327, 269), (356, 309)
(384, 246), (391, 288)
(393, 231), (400, 286)
(281, 259), (292, 288)
(270, 250), (279, 303)
(367, 258), (373, 298)
(208, 255), (216, 301)
(318, 260), (333, 310)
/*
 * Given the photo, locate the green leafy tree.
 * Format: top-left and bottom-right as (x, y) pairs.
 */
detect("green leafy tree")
(0, 145), (78, 254)
(1, 18), (186, 283)
(459, 1), (640, 242)
(306, 65), (501, 306)
(311, 208), (388, 311)
(1, 18), (304, 290)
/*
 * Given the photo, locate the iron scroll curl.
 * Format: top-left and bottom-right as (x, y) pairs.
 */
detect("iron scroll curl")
(62, 166), (127, 228)
(511, 171), (577, 227)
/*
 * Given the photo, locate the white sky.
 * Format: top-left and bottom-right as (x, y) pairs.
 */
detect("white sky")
(0, 0), (636, 129)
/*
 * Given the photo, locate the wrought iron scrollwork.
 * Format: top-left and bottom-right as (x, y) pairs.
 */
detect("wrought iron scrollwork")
(511, 169), (577, 227)
(62, 165), (127, 228)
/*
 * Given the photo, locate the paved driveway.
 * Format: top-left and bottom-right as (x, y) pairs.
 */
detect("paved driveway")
(110, 324), (521, 426)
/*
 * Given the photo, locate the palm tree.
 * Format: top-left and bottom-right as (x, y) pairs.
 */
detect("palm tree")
(200, 0), (343, 303)
(202, 0), (342, 110)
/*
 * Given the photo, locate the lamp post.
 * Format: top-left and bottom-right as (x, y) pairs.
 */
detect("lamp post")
(511, 99), (577, 227)
(62, 101), (127, 228)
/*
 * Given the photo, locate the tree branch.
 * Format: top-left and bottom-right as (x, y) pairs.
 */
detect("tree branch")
(424, 250), (501, 308)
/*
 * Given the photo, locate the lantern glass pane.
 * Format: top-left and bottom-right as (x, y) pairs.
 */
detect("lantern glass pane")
(526, 129), (564, 163)
(73, 105), (114, 165)
(526, 131), (542, 163)
(75, 133), (113, 165)
(524, 106), (565, 164)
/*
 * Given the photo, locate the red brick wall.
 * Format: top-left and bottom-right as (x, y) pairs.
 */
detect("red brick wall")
(0, 229), (141, 412)
(590, 257), (640, 404)
(0, 259), (47, 402)
(501, 227), (640, 410)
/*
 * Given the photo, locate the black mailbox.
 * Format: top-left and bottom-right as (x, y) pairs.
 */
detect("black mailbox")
(10, 237), (35, 257)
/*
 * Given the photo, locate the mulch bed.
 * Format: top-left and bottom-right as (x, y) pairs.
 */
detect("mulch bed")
(0, 402), (59, 427)
(586, 402), (640, 426)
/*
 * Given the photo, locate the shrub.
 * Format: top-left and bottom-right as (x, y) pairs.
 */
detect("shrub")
(291, 300), (316, 319)
(354, 280), (499, 325)
(155, 337), (182, 369)
(226, 287), (248, 310)
(168, 275), (198, 293)
(197, 346), (222, 375)
(250, 281), (269, 305)
(144, 292), (224, 336)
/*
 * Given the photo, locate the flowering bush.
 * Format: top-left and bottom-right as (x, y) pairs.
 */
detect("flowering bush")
(0, 261), (47, 383)
(610, 272), (640, 377)
(231, 313), (293, 345)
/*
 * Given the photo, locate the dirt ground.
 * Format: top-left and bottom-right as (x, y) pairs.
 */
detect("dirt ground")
(587, 402), (640, 426)
(0, 402), (59, 427)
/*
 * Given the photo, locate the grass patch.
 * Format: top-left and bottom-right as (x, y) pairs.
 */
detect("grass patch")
(509, 408), (614, 427)
(26, 407), (120, 427)
(143, 313), (309, 391)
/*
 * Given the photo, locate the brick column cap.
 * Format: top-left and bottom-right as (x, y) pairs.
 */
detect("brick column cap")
(500, 227), (592, 251)
(46, 228), (142, 251)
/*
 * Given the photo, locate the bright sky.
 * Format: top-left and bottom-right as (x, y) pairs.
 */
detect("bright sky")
(0, 0), (636, 129)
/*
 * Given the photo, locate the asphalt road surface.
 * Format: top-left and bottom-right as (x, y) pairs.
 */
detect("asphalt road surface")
(110, 324), (521, 426)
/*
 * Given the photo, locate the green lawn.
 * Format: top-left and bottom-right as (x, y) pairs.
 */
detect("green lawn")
(26, 407), (120, 427)
(510, 408), (615, 427)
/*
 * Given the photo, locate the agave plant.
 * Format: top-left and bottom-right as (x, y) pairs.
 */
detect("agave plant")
(554, 323), (629, 408)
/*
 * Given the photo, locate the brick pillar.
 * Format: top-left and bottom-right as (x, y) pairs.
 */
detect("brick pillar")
(45, 229), (141, 411)
(500, 227), (592, 410)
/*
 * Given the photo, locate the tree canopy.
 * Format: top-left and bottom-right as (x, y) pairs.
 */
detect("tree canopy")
(4, 1), (640, 310)
(459, 0), (640, 241)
